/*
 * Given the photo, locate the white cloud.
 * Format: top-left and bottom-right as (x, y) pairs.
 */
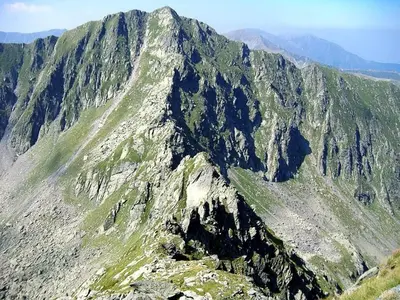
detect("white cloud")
(5, 2), (52, 13)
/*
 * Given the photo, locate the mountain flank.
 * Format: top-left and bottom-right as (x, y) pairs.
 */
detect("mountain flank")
(0, 6), (399, 299)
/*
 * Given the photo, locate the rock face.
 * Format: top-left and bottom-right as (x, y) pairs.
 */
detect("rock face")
(170, 163), (322, 298)
(2, 6), (399, 201)
(306, 64), (400, 207)
(0, 5), (399, 300)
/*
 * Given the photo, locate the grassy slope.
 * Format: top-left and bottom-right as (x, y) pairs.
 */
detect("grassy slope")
(229, 146), (400, 291)
(340, 250), (400, 300)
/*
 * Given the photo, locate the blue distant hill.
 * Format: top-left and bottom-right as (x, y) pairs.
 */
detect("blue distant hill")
(226, 29), (400, 76)
(0, 29), (66, 44)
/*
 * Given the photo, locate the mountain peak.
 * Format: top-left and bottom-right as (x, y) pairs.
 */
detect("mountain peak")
(151, 6), (180, 20)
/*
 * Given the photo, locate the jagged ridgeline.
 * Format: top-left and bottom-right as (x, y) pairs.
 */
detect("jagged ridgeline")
(0, 6), (399, 300)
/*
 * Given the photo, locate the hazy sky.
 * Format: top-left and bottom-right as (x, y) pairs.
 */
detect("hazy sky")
(0, 0), (399, 62)
(1, 0), (399, 33)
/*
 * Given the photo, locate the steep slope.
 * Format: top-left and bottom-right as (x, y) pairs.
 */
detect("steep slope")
(0, 7), (323, 300)
(340, 250), (400, 300)
(0, 6), (399, 300)
(226, 29), (400, 76)
(0, 29), (66, 44)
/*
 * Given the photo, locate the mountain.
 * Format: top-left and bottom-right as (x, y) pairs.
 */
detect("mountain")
(0, 29), (66, 44)
(293, 28), (400, 64)
(226, 29), (400, 75)
(0, 7), (399, 299)
(224, 29), (311, 67)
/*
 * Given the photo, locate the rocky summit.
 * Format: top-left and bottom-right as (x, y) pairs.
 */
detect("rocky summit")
(0, 6), (399, 300)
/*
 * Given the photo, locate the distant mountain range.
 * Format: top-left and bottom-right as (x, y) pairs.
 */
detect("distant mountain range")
(226, 29), (400, 78)
(0, 29), (66, 44)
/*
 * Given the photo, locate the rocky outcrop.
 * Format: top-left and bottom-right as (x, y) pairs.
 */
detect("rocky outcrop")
(354, 267), (379, 286)
(4, 11), (148, 154)
(0, 83), (16, 138)
(302, 64), (400, 212)
(164, 162), (323, 299)
(377, 285), (400, 300)
(104, 201), (122, 231)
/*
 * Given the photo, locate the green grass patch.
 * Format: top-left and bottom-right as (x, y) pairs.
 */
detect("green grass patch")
(341, 250), (400, 300)
(27, 104), (109, 186)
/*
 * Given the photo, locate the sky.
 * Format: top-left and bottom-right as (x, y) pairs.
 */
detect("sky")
(0, 0), (399, 62)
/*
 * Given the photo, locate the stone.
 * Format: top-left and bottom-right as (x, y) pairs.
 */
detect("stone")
(377, 285), (400, 300)
(355, 266), (379, 286)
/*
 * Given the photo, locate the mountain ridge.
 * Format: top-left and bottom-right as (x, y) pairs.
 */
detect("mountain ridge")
(0, 29), (66, 44)
(0, 6), (399, 299)
(225, 28), (400, 75)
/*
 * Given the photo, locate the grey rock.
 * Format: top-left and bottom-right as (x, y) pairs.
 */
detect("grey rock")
(377, 285), (400, 300)
(355, 266), (379, 286)
(129, 281), (182, 299)
(103, 201), (122, 231)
